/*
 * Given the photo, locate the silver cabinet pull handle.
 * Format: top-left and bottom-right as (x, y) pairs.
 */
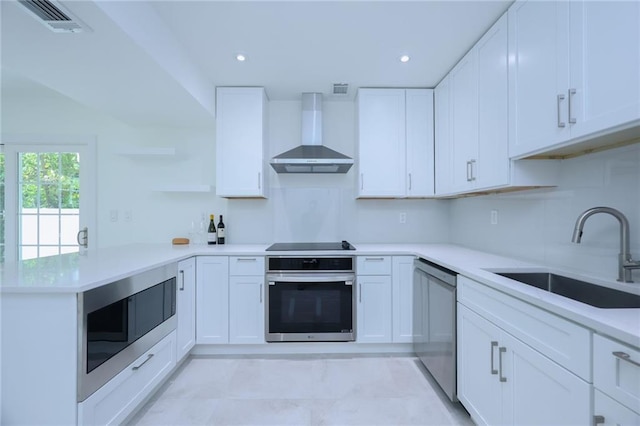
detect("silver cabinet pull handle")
(359, 284), (362, 303)
(470, 159), (476, 182)
(179, 270), (185, 291)
(259, 283), (263, 303)
(236, 258), (257, 262)
(365, 257), (385, 261)
(408, 173), (412, 190)
(557, 94), (566, 127)
(613, 351), (640, 368)
(568, 88), (577, 124)
(258, 172), (261, 190)
(132, 354), (154, 371)
(499, 347), (507, 382)
(593, 415), (605, 426)
(466, 161), (472, 182)
(490, 341), (499, 375)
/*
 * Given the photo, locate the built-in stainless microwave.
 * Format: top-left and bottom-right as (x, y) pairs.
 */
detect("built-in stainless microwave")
(77, 263), (177, 402)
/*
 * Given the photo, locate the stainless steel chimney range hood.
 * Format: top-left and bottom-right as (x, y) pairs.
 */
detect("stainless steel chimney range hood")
(270, 93), (354, 174)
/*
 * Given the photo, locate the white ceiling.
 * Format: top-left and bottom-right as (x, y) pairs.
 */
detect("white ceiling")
(1, 0), (512, 127)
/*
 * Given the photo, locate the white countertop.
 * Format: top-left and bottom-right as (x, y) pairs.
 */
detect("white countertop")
(2, 242), (639, 347)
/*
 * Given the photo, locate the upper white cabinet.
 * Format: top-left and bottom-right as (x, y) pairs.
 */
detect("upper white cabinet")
(176, 257), (196, 361)
(216, 87), (269, 198)
(446, 13), (509, 193)
(435, 12), (559, 197)
(357, 88), (434, 198)
(509, 0), (640, 159)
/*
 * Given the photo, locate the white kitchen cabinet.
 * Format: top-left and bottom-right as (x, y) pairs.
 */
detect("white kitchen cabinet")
(405, 90), (435, 197)
(594, 389), (640, 426)
(434, 76), (453, 195)
(176, 257), (196, 360)
(392, 256), (414, 343)
(593, 334), (640, 418)
(357, 274), (392, 343)
(357, 255), (392, 275)
(357, 88), (434, 198)
(447, 12), (508, 194)
(196, 256), (229, 344)
(509, 0), (640, 159)
(216, 87), (268, 198)
(449, 48), (479, 193)
(78, 331), (176, 426)
(457, 304), (503, 425)
(435, 12), (558, 197)
(457, 276), (591, 425)
(229, 256), (265, 344)
(458, 304), (590, 426)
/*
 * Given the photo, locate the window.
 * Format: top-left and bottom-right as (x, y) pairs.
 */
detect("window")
(18, 152), (81, 259)
(2, 136), (96, 262)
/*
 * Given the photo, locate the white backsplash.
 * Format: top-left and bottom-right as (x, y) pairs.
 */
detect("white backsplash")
(449, 143), (640, 282)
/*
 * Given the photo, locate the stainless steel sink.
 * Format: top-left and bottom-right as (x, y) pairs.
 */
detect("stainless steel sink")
(495, 272), (640, 309)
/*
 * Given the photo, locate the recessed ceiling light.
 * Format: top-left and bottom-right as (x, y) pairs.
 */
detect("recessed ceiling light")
(236, 54), (246, 62)
(400, 55), (410, 63)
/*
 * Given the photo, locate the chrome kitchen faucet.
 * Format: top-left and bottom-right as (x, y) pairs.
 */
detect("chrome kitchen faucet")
(571, 207), (640, 283)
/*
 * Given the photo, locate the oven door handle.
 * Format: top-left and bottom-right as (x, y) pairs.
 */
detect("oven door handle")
(266, 274), (355, 284)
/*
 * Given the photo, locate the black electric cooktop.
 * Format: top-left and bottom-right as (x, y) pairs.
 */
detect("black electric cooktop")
(265, 241), (356, 252)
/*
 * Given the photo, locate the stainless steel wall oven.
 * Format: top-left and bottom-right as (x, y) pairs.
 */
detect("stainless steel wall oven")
(266, 256), (356, 342)
(78, 263), (177, 401)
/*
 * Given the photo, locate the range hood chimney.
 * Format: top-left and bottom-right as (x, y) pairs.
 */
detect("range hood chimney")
(270, 93), (354, 173)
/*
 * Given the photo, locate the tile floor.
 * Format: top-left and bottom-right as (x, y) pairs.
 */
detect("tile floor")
(128, 356), (474, 426)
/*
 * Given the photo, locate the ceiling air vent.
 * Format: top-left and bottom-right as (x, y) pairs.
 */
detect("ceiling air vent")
(17, 0), (90, 33)
(332, 83), (349, 96)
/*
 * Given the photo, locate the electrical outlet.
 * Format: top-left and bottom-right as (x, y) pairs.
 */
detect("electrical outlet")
(491, 210), (498, 225)
(110, 210), (118, 222)
(399, 212), (407, 224)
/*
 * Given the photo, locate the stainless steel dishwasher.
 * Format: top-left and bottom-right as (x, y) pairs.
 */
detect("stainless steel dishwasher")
(413, 257), (457, 402)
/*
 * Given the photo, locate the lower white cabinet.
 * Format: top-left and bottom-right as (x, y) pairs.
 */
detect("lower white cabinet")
(458, 304), (590, 425)
(594, 389), (640, 426)
(78, 331), (176, 426)
(593, 334), (640, 422)
(196, 256), (230, 344)
(357, 274), (392, 343)
(229, 256), (265, 344)
(457, 276), (591, 425)
(392, 256), (414, 343)
(176, 258), (196, 360)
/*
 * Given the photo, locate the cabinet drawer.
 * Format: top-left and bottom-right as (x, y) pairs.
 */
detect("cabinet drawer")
(594, 334), (640, 413)
(594, 389), (640, 425)
(458, 275), (591, 380)
(357, 256), (392, 275)
(78, 331), (176, 425)
(230, 256), (265, 276)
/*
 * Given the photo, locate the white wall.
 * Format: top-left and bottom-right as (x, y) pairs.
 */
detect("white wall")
(2, 92), (450, 248)
(1, 91), (225, 248)
(449, 143), (640, 282)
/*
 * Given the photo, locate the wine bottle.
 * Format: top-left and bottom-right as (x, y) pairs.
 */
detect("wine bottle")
(207, 214), (217, 245)
(217, 215), (226, 244)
